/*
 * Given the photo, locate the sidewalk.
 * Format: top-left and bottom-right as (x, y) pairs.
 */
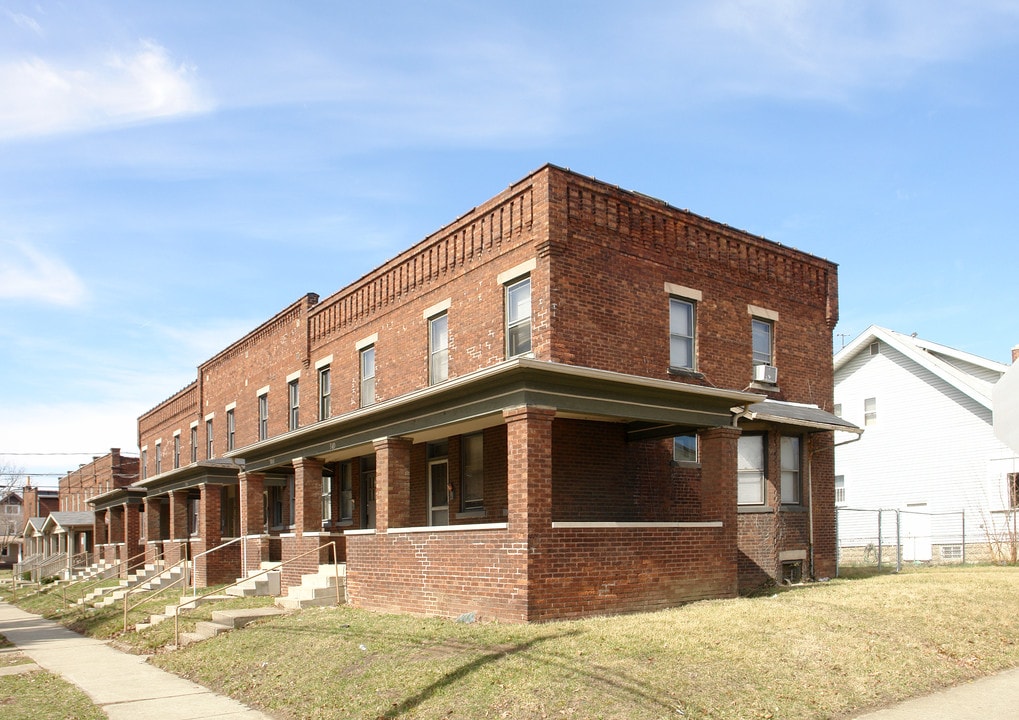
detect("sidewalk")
(851, 665), (1019, 720)
(0, 601), (274, 719)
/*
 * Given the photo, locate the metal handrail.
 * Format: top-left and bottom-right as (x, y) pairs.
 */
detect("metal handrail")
(189, 536), (243, 597)
(173, 540), (340, 647)
(74, 548), (151, 607)
(123, 558), (190, 632)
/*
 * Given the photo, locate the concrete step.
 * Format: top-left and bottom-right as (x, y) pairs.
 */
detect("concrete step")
(275, 564), (346, 610)
(177, 607), (284, 645)
(225, 569), (281, 598)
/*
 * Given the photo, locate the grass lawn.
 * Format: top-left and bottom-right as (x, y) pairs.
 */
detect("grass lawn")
(6, 565), (1019, 719)
(0, 668), (106, 720)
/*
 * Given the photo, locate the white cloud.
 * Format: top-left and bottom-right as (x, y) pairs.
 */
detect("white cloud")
(0, 39), (212, 140)
(0, 240), (87, 306)
(3, 9), (43, 36)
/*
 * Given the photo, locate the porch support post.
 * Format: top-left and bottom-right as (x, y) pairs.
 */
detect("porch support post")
(194, 483), (222, 587)
(144, 496), (162, 563)
(293, 458), (324, 537)
(699, 425), (741, 593)
(124, 501), (142, 571)
(503, 405), (556, 537)
(372, 436), (412, 532)
(239, 471), (267, 573)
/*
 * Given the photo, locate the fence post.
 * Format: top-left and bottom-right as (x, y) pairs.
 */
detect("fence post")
(877, 509), (883, 569)
(961, 510), (966, 564)
(895, 509), (902, 573)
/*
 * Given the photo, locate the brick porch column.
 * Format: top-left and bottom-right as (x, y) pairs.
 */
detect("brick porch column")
(239, 471), (266, 573)
(293, 458), (324, 537)
(699, 425), (741, 594)
(194, 483), (223, 586)
(94, 509), (108, 546)
(503, 406), (556, 537)
(373, 437), (412, 532)
(125, 501), (143, 570)
(144, 496), (163, 563)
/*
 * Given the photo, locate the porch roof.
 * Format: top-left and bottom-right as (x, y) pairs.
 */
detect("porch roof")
(41, 512), (94, 533)
(741, 400), (862, 434)
(230, 357), (764, 473)
(88, 486), (147, 510)
(132, 458), (242, 495)
(22, 517), (46, 535)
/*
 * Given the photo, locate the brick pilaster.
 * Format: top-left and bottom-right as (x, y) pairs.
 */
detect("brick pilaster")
(373, 437), (412, 531)
(239, 471), (267, 573)
(293, 457), (323, 536)
(503, 405), (556, 537)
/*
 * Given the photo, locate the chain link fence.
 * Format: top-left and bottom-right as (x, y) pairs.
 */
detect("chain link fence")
(836, 507), (969, 575)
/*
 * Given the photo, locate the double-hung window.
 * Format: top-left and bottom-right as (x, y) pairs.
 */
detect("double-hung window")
(737, 434), (766, 505)
(142, 447), (148, 480)
(206, 417), (214, 459)
(318, 365), (331, 420)
(288, 378), (300, 430)
(190, 425), (198, 463)
(669, 298), (695, 370)
(751, 318), (774, 366)
(154, 442), (162, 475)
(780, 436), (801, 504)
(173, 434), (180, 469)
(674, 434), (698, 464)
(505, 277), (532, 357)
(321, 474), (332, 524)
(339, 463), (353, 522)
(461, 433), (484, 512)
(360, 345), (376, 407)
(258, 390), (269, 441)
(429, 312), (449, 385)
(226, 408), (236, 451)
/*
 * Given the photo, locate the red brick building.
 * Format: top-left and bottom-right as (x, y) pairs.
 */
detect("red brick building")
(93, 165), (856, 620)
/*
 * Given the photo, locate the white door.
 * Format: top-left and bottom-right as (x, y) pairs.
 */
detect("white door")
(901, 505), (932, 562)
(428, 460), (449, 526)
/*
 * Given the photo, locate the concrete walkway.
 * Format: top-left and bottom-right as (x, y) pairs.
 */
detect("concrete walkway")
(0, 601), (274, 719)
(851, 666), (1019, 719)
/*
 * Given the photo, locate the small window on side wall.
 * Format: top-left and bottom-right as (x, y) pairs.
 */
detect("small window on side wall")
(738, 434), (766, 505)
(780, 436), (801, 504)
(669, 298), (695, 370)
(429, 312), (449, 385)
(360, 345), (376, 407)
(673, 434), (698, 464)
(752, 318), (773, 366)
(505, 277), (532, 357)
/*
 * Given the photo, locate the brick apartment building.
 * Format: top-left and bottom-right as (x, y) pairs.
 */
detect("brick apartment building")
(90, 165), (856, 621)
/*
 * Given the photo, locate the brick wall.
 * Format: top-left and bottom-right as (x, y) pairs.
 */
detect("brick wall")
(60, 449), (139, 512)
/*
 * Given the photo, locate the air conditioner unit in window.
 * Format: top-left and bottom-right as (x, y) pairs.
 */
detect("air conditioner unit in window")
(753, 364), (778, 384)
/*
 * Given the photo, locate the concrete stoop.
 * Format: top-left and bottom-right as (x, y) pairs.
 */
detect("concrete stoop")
(225, 563), (282, 598)
(274, 564), (346, 610)
(177, 607), (284, 646)
(88, 563), (187, 608)
(133, 593), (232, 632)
(70, 561), (118, 583)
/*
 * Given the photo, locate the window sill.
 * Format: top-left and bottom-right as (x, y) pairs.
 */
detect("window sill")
(737, 505), (773, 514)
(668, 367), (704, 380)
(780, 505), (807, 513)
(456, 510), (486, 520)
(749, 381), (780, 392)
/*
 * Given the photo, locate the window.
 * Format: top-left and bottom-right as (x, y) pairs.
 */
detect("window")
(268, 485), (284, 528)
(322, 474), (332, 524)
(752, 318), (773, 366)
(835, 475), (846, 505)
(429, 312), (449, 385)
(154, 442), (162, 475)
(318, 366), (331, 420)
(505, 277), (532, 357)
(674, 434), (698, 464)
(833, 403), (842, 418)
(864, 397), (877, 426)
(141, 448), (148, 480)
(781, 436), (801, 504)
(669, 298), (695, 369)
(226, 409), (236, 451)
(288, 379), (300, 430)
(206, 419), (214, 459)
(737, 435), (766, 505)
(360, 345), (376, 407)
(173, 435), (180, 469)
(462, 433), (484, 512)
(339, 463), (353, 521)
(188, 496), (200, 536)
(258, 393), (269, 441)
(190, 426), (198, 463)
(870, 342), (880, 356)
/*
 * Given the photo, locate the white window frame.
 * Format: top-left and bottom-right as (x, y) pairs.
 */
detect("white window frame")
(288, 378), (300, 431)
(864, 397), (877, 426)
(673, 434), (698, 464)
(360, 345), (376, 407)
(321, 475), (332, 524)
(258, 390), (269, 441)
(226, 408), (236, 451)
(780, 436), (801, 504)
(738, 434), (766, 505)
(428, 311), (449, 385)
(318, 365), (331, 421)
(505, 276), (532, 358)
(751, 317), (774, 367)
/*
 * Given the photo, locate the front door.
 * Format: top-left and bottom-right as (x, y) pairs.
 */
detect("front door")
(361, 469), (376, 529)
(428, 459), (449, 526)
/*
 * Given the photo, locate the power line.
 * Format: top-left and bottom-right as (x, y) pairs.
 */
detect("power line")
(0, 452), (109, 456)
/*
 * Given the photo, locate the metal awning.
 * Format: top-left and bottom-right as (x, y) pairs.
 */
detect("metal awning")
(741, 400), (862, 434)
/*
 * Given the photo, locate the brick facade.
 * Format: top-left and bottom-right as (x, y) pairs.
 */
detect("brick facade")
(105, 165), (847, 621)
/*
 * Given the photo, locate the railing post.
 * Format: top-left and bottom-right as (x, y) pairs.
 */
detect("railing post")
(877, 509), (883, 569)
(961, 510), (966, 564)
(895, 510), (902, 573)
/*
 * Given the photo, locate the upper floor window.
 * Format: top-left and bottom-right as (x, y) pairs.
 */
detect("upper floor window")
(673, 434), (698, 464)
(669, 298), (695, 370)
(141, 447), (148, 480)
(206, 418), (214, 459)
(737, 434), (765, 505)
(154, 442), (162, 475)
(505, 277), (532, 357)
(288, 379), (300, 431)
(360, 345), (376, 407)
(190, 426), (198, 463)
(780, 436), (801, 504)
(429, 312), (449, 385)
(751, 318), (773, 366)
(864, 397), (877, 426)
(318, 365), (331, 421)
(835, 475), (846, 506)
(173, 435), (181, 469)
(258, 392), (269, 441)
(226, 408), (236, 451)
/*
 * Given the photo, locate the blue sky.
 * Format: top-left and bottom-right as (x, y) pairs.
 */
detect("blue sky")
(2, 1), (1018, 485)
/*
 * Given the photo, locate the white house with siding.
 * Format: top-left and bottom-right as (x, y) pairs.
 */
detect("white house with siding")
(833, 326), (1019, 563)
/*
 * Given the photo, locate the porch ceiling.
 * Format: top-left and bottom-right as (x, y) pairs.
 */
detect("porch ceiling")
(237, 358), (763, 474)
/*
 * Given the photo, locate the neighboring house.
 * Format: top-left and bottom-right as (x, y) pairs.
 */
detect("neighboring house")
(833, 326), (1019, 563)
(14, 451), (132, 579)
(90, 165), (852, 621)
(0, 490), (24, 568)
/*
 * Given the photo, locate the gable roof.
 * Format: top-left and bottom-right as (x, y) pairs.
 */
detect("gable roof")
(41, 512), (95, 533)
(834, 325), (1007, 411)
(742, 400), (862, 434)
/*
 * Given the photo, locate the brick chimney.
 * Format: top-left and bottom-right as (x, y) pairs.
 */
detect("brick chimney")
(22, 478), (39, 517)
(1013, 345), (1019, 364)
